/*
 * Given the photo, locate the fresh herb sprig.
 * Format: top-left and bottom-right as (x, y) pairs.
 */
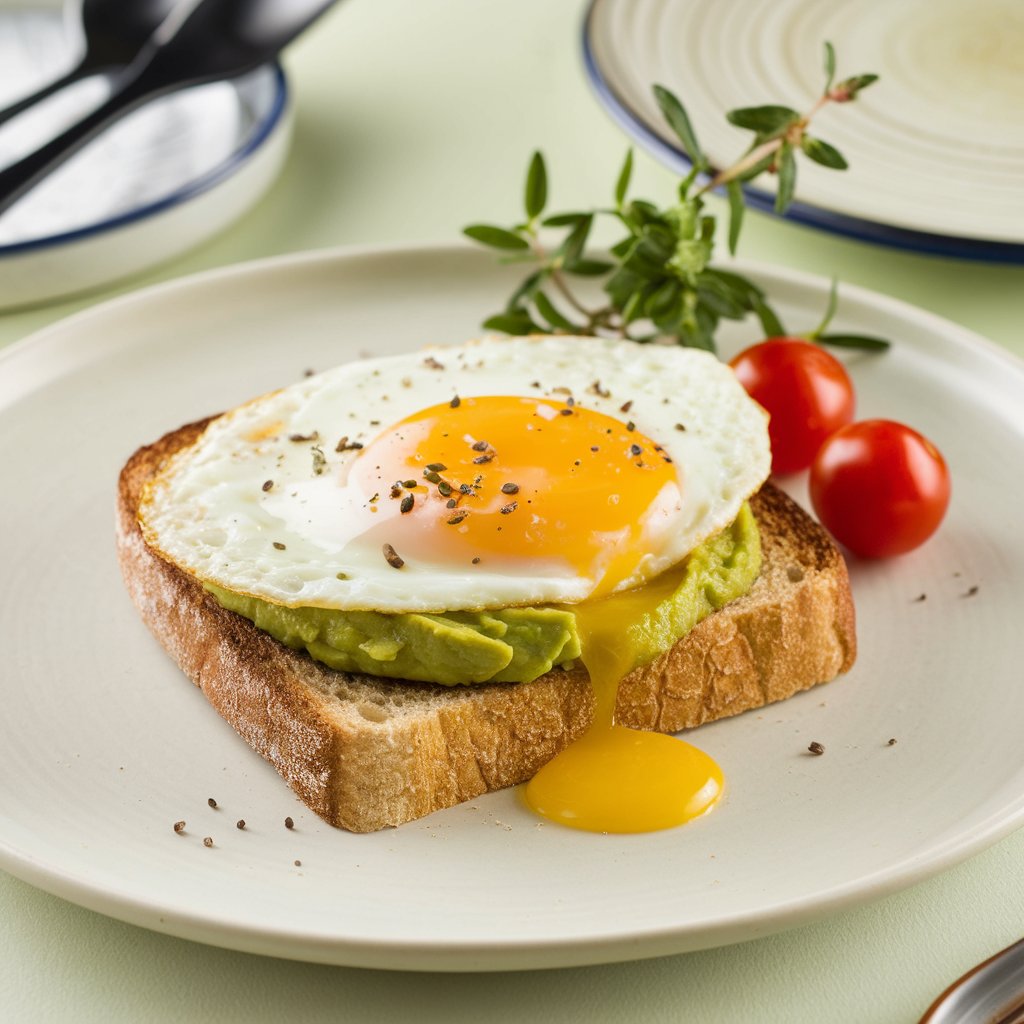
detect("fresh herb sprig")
(464, 43), (887, 354)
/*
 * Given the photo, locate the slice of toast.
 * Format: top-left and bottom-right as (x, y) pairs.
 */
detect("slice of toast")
(116, 418), (856, 832)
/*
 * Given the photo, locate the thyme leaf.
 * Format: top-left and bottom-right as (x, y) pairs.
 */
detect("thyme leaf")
(465, 43), (885, 355)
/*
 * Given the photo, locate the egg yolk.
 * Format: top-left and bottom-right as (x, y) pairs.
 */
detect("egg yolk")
(523, 583), (724, 833)
(355, 394), (723, 834)
(351, 395), (680, 594)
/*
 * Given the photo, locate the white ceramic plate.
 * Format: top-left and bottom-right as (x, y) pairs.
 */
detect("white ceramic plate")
(583, 0), (1024, 262)
(0, 1), (291, 309)
(1, 244), (1022, 971)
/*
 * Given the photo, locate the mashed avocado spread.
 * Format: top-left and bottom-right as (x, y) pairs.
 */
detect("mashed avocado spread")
(205, 504), (760, 687)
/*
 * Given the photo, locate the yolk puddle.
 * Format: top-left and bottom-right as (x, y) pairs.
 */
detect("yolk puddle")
(523, 587), (724, 834)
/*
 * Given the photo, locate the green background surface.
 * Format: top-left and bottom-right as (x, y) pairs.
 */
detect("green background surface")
(2, 1), (1022, 1020)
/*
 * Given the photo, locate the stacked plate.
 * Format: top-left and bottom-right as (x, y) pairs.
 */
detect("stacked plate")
(0, 1), (291, 308)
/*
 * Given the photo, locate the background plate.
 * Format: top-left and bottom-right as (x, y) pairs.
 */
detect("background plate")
(1, 244), (1022, 971)
(0, 0), (291, 309)
(583, 0), (1024, 262)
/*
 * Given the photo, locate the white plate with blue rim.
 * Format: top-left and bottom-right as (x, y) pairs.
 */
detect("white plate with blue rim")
(583, 0), (1024, 263)
(1, 243), (1023, 970)
(0, 0), (291, 309)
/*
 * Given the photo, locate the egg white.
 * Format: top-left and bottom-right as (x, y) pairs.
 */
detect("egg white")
(139, 336), (770, 613)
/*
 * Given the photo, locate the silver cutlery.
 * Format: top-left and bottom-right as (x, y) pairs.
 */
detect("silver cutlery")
(0, 0), (180, 130)
(919, 938), (1024, 1024)
(0, 0), (340, 217)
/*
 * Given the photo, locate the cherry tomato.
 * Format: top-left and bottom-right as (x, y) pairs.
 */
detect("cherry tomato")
(730, 338), (855, 475)
(809, 419), (950, 558)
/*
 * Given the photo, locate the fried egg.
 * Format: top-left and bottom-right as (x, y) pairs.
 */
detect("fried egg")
(139, 336), (770, 613)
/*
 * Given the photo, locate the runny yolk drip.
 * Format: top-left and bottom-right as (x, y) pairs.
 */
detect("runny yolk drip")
(523, 583), (724, 834)
(357, 394), (723, 833)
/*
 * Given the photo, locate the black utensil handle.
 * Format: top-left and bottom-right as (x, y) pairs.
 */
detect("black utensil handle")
(0, 59), (92, 132)
(0, 70), (164, 217)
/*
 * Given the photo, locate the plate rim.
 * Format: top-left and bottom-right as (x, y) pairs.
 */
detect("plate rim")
(2, 780), (1022, 971)
(6, 239), (1023, 383)
(580, 0), (1024, 265)
(2, 240), (1024, 971)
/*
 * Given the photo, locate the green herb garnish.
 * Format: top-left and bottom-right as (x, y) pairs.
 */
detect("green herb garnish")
(464, 43), (887, 354)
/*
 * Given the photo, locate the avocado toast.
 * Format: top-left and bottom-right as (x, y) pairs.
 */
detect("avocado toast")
(117, 416), (855, 832)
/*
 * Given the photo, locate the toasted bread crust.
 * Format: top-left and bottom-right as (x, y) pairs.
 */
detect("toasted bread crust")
(116, 419), (856, 832)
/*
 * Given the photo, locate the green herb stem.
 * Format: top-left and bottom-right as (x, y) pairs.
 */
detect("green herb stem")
(465, 43), (885, 354)
(699, 93), (830, 197)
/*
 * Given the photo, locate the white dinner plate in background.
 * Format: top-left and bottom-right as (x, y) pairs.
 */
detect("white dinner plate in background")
(583, 0), (1024, 262)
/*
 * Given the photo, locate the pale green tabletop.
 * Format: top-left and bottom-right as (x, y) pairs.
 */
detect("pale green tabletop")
(3, 2), (1023, 1021)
